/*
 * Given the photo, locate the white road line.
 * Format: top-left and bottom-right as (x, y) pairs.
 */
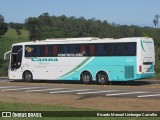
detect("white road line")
(0, 86), (19, 89)
(49, 89), (92, 94)
(25, 88), (68, 92)
(106, 91), (148, 96)
(0, 80), (8, 82)
(1, 87), (43, 91)
(138, 94), (160, 98)
(77, 90), (121, 95)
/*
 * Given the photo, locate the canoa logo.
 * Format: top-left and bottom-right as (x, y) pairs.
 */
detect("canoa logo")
(31, 58), (58, 62)
(143, 40), (153, 44)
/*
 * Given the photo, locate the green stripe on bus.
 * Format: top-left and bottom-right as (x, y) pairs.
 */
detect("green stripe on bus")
(141, 40), (145, 52)
(59, 57), (92, 78)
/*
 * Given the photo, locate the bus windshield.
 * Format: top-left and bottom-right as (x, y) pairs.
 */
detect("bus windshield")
(11, 45), (23, 70)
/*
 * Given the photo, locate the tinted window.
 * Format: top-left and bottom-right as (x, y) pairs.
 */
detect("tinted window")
(25, 42), (136, 57)
(120, 43), (136, 56)
(11, 46), (23, 70)
(105, 44), (114, 56)
(53, 46), (58, 56)
(70, 45), (77, 54)
(96, 44), (105, 56)
(90, 45), (95, 56)
(25, 45), (41, 57)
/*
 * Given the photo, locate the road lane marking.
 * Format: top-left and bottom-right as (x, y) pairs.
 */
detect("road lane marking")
(138, 94), (160, 98)
(0, 86), (19, 89)
(1, 87), (43, 91)
(25, 88), (68, 92)
(77, 90), (121, 95)
(0, 80), (8, 82)
(106, 91), (148, 96)
(49, 89), (92, 94)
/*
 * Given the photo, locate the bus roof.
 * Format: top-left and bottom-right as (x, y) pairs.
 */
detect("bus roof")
(12, 37), (153, 46)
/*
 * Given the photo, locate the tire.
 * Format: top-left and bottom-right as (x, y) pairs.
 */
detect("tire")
(96, 72), (108, 85)
(81, 72), (92, 84)
(23, 71), (33, 82)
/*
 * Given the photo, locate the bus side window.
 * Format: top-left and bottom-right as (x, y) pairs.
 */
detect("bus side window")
(121, 43), (136, 56)
(25, 46), (34, 57)
(45, 46), (49, 56)
(96, 44), (105, 56)
(53, 46), (58, 56)
(80, 44), (90, 56)
(114, 43), (121, 56)
(128, 43), (136, 56)
(44, 45), (53, 57)
(105, 44), (112, 56)
(123, 44), (129, 55)
(70, 45), (77, 54)
(63, 45), (69, 54)
(90, 44), (95, 56)
(48, 45), (53, 57)
(80, 45), (86, 55)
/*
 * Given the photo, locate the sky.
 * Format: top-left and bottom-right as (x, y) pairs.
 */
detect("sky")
(0, 0), (160, 27)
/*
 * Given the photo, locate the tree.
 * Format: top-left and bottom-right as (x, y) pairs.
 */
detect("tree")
(153, 19), (157, 28)
(153, 14), (160, 28)
(0, 14), (4, 23)
(25, 17), (40, 40)
(155, 14), (160, 26)
(0, 14), (8, 36)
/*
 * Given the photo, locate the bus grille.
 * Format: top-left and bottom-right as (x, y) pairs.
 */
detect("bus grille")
(125, 66), (134, 79)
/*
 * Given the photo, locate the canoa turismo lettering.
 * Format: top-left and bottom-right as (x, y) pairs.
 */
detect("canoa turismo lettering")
(143, 40), (152, 44)
(31, 57), (58, 62)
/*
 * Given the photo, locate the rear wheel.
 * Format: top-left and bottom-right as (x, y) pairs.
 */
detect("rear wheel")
(96, 72), (108, 85)
(80, 71), (92, 84)
(23, 71), (33, 82)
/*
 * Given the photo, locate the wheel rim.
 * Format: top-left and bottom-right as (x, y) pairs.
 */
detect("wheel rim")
(83, 75), (90, 83)
(99, 75), (106, 83)
(98, 74), (107, 84)
(25, 72), (32, 80)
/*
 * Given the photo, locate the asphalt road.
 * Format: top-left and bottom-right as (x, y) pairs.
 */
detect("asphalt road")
(0, 78), (160, 99)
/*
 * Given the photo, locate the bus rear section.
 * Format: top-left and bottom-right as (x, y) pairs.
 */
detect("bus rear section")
(137, 38), (155, 79)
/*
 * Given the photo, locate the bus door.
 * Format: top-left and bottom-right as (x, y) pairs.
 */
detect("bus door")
(11, 45), (23, 70)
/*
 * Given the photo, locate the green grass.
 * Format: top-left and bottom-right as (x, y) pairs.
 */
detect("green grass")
(0, 28), (29, 55)
(3, 28), (29, 41)
(0, 102), (159, 120)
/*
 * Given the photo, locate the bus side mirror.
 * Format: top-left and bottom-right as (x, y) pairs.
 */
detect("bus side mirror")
(4, 51), (11, 60)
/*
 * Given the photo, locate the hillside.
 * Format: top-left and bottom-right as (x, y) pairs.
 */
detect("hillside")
(0, 28), (29, 76)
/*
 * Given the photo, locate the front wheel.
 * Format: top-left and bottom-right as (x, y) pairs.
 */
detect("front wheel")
(23, 71), (33, 82)
(96, 72), (108, 85)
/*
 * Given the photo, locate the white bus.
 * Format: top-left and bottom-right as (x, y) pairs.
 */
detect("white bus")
(4, 37), (155, 84)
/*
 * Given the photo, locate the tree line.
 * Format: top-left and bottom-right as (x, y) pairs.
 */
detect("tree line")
(24, 13), (160, 43)
(0, 14), (8, 37)
(1, 12), (160, 43)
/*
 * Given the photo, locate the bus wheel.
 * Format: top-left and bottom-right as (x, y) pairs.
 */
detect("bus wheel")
(23, 71), (33, 82)
(96, 72), (108, 85)
(81, 71), (92, 84)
